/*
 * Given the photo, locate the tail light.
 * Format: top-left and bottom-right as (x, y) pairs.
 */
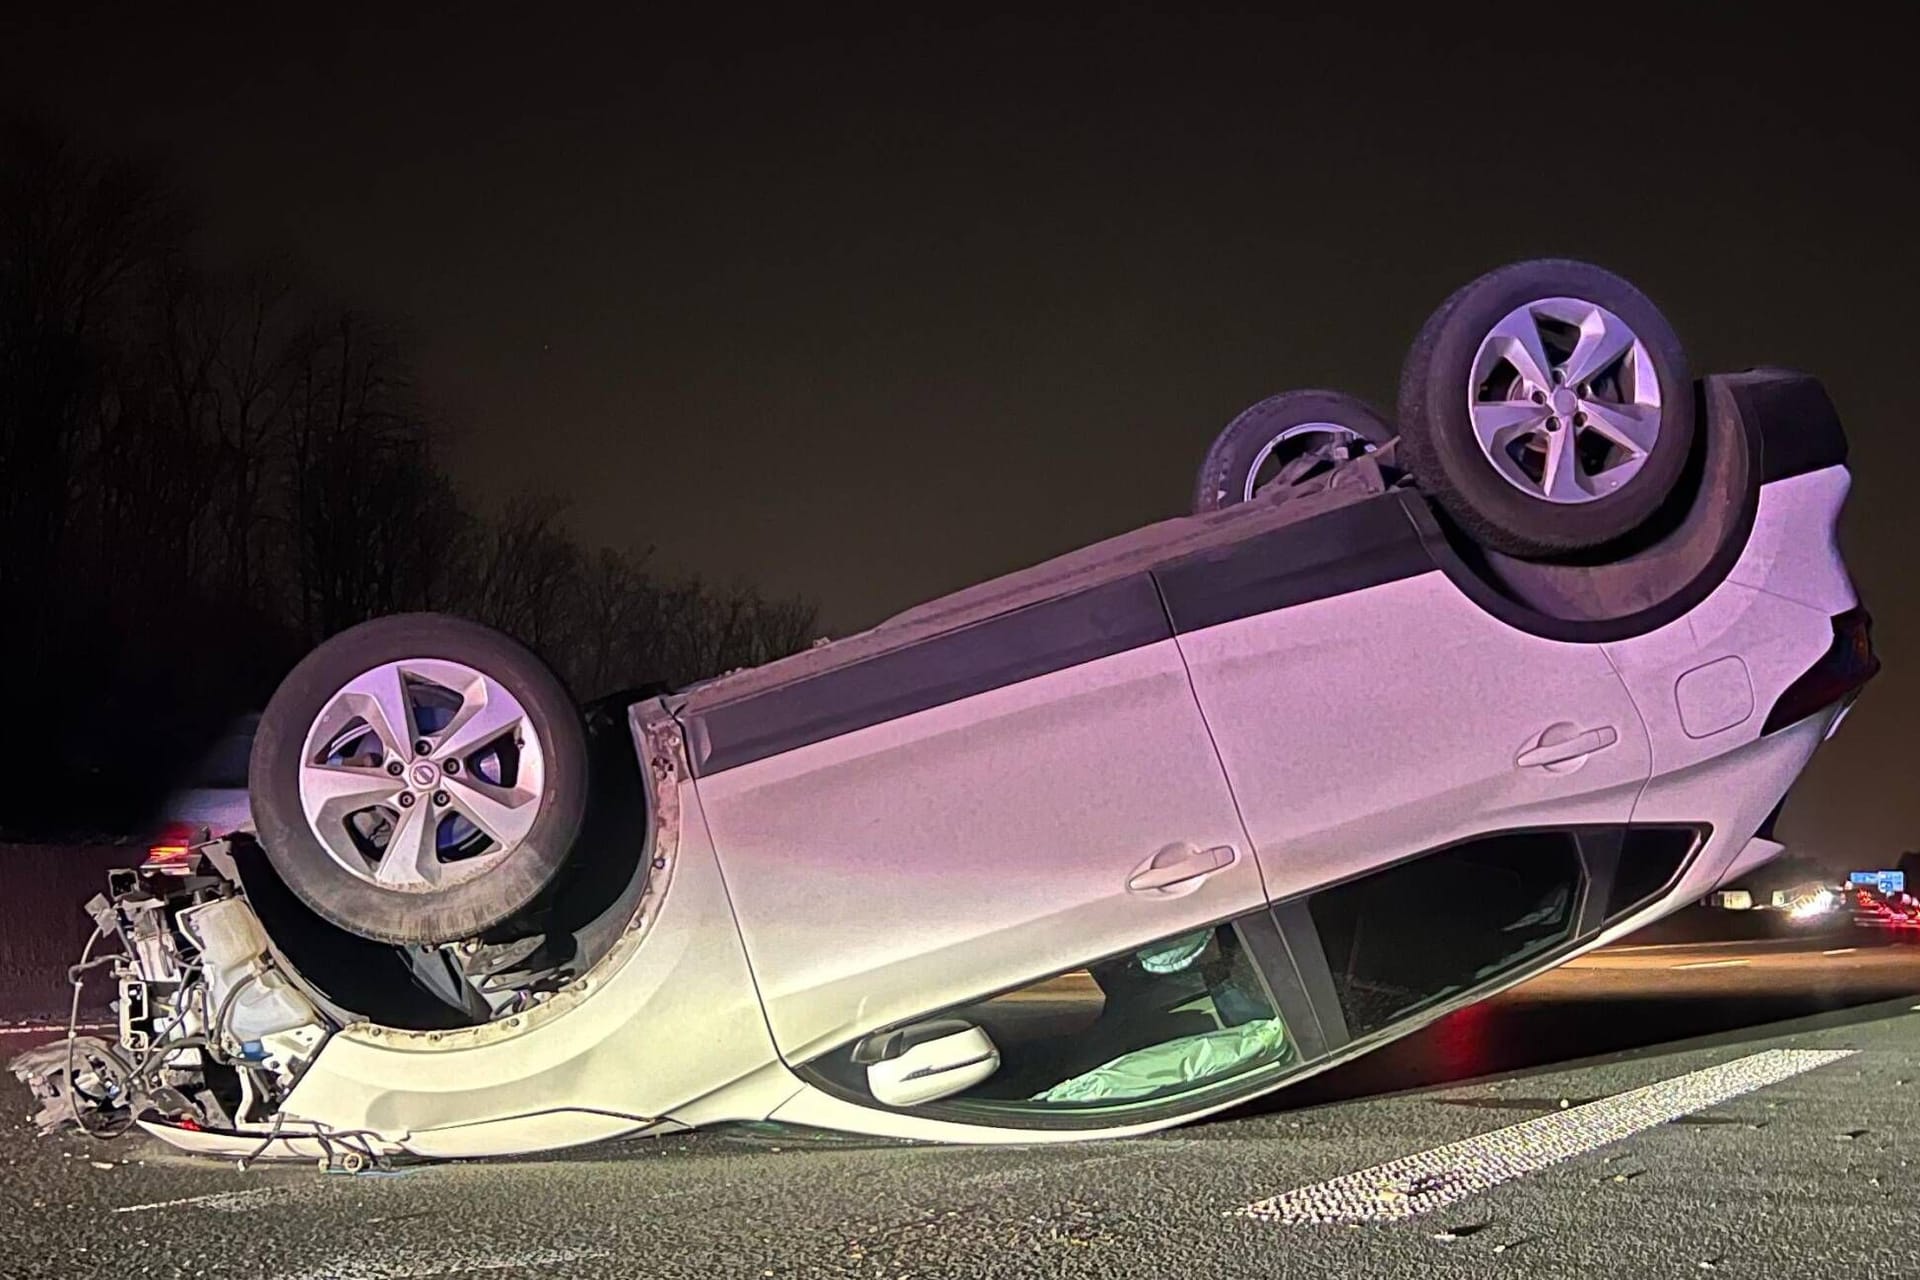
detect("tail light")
(143, 820), (206, 871)
(1762, 607), (1880, 735)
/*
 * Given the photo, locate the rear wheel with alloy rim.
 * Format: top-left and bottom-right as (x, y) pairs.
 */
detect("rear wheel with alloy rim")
(1396, 259), (1694, 558)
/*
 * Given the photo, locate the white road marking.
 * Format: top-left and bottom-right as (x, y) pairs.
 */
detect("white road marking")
(273, 1245), (609, 1280)
(1595, 941), (1748, 956)
(1236, 1048), (1855, 1226)
(1824, 948), (1858, 956)
(1671, 958), (1751, 970)
(958, 1139), (1198, 1188)
(115, 1187), (294, 1214)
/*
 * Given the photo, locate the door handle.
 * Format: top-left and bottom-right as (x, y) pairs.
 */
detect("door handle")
(1514, 724), (1618, 769)
(1128, 844), (1236, 893)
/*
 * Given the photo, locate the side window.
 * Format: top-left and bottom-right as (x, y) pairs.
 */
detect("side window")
(806, 916), (1302, 1123)
(1603, 826), (1697, 920)
(1305, 830), (1584, 1038)
(802, 827), (1695, 1129)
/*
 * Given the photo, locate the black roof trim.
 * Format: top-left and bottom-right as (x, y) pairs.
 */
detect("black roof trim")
(1736, 367), (1848, 483)
(685, 572), (1171, 777)
(1152, 494), (1432, 635)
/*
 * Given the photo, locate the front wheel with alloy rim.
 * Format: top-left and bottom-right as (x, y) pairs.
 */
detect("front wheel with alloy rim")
(1395, 259), (1695, 558)
(249, 614), (588, 945)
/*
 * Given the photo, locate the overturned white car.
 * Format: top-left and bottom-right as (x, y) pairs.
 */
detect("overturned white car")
(14, 260), (1875, 1163)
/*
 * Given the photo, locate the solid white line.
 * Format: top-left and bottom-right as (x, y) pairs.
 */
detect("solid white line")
(1671, 958), (1751, 970)
(1236, 1048), (1855, 1226)
(1598, 941), (1753, 955)
(1824, 947), (1858, 956)
(957, 1138), (1202, 1189)
(115, 1187), (293, 1214)
(274, 1245), (610, 1280)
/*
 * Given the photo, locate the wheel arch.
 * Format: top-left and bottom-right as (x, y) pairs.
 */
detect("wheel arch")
(1401, 369), (1843, 644)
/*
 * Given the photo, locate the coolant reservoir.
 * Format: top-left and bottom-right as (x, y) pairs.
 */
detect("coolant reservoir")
(180, 897), (320, 1045)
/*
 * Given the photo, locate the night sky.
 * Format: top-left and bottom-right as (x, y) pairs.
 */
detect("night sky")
(7, 6), (1915, 857)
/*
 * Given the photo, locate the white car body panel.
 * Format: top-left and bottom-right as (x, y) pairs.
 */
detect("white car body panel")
(277, 768), (795, 1156)
(1603, 465), (1853, 780)
(1725, 466), (1855, 614)
(1605, 713), (1837, 926)
(697, 638), (1267, 1064)
(1177, 570), (1653, 904)
(1605, 582), (1834, 774)
(1714, 835), (1788, 890)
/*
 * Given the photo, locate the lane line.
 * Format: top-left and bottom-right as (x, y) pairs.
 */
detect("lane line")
(1597, 941), (1757, 955)
(956, 1138), (1200, 1189)
(1671, 958), (1750, 970)
(1236, 1048), (1855, 1226)
(1824, 948), (1858, 956)
(115, 1187), (294, 1214)
(273, 1245), (610, 1280)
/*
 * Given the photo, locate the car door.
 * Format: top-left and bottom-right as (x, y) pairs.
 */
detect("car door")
(1160, 507), (1653, 907)
(685, 574), (1267, 1067)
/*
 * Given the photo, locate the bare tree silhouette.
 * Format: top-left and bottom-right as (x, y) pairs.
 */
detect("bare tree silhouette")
(0, 118), (816, 839)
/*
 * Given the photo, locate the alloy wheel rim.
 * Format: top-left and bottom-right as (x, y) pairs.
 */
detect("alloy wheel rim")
(296, 658), (545, 892)
(1242, 422), (1372, 502)
(1466, 296), (1662, 504)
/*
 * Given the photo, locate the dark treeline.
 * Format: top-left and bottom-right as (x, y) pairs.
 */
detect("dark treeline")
(0, 119), (817, 839)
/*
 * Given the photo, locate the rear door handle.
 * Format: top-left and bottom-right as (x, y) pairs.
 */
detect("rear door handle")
(1128, 844), (1236, 893)
(1515, 725), (1618, 769)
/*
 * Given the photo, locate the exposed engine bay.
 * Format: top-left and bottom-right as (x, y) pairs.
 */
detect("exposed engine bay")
(11, 693), (661, 1165)
(13, 855), (344, 1159)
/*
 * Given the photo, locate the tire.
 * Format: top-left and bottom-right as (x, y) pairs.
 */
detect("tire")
(1192, 390), (1394, 513)
(1396, 259), (1694, 558)
(249, 613), (588, 945)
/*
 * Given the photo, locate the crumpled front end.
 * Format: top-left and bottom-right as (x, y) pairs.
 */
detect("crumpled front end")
(6, 852), (375, 1166)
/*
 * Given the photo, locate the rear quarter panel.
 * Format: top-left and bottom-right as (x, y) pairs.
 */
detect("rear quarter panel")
(1604, 465), (1855, 895)
(1603, 465), (1855, 782)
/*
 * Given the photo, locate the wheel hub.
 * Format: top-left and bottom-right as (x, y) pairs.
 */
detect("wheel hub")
(1466, 296), (1663, 505)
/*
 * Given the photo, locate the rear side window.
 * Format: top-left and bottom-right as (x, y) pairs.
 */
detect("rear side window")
(1307, 831), (1583, 1038)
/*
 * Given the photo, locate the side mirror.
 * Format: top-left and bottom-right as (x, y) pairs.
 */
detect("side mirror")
(855, 1018), (1000, 1107)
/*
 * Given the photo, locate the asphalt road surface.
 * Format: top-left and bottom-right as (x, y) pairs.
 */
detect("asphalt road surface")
(6, 928), (1920, 1279)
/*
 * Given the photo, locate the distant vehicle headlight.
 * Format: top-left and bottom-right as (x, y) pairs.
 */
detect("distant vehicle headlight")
(1788, 889), (1837, 921)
